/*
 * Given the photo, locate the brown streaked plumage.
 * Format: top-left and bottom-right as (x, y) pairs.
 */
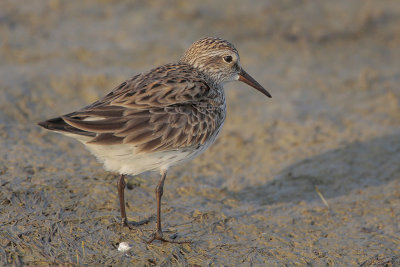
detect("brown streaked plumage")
(38, 37), (271, 243)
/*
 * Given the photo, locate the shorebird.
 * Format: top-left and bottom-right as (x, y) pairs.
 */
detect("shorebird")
(38, 37), (271, 243)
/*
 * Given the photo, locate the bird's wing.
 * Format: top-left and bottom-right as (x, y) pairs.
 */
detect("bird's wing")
(56, 64), (224, 153)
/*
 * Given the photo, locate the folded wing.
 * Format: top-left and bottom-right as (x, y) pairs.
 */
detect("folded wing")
(39, 64), (224, 153)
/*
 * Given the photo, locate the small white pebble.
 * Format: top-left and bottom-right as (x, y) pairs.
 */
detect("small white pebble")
(118, 242), (132, 252)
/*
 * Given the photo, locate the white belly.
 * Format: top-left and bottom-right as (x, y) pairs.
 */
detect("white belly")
(83, 121), (223, 175)
(60, 102), (226, 175)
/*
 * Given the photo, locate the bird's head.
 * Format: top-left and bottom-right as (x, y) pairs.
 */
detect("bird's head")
(180, 37), (271, 98)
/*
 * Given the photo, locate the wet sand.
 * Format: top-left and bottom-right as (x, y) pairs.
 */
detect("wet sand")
(1, 0), (399, 265)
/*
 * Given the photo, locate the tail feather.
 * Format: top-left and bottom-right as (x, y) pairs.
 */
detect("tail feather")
(38, 117), (95, 137)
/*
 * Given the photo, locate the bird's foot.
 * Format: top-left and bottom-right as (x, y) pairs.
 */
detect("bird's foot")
(146, 230), (191, 244)
(121, 217), (151, 230)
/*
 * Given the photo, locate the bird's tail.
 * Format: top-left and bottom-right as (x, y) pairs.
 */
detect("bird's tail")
(38, 117), (95, 137)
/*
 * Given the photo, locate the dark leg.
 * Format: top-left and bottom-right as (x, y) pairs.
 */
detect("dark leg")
(147, 169), (190, 243)
(117, 174), (150, 228)
(155, 169), (167, 238)
(117, 174), (129, 227)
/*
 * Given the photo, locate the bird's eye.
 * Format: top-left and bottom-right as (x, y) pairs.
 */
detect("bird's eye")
(223, 55), (233, 63)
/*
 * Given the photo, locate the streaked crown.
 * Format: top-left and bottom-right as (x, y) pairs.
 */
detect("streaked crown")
(180, 37), (241, 84)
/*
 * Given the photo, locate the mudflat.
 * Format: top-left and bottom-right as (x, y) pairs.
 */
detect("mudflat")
(1, 1), (399, 265)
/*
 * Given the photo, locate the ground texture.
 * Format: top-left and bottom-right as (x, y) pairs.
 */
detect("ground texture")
(1, 0), (399, 265)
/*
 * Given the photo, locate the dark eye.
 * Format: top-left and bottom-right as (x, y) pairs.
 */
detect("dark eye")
(223, 55), (232, 63)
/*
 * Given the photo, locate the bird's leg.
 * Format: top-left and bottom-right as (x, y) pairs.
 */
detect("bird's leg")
(117, 174), (150, 229)
(146, 169), (190, 244)
(148, 169), (167, 241)
(117, 174), (130, 228)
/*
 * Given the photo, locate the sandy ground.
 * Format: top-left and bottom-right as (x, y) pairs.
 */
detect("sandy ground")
(1, 0), (400, 265)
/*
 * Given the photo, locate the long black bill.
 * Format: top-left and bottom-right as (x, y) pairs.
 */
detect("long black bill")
(238, 69), (272, 98)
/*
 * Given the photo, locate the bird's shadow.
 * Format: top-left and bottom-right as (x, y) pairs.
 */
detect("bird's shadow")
(231, 133), (400, 205)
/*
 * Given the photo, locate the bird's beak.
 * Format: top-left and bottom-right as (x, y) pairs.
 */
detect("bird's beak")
(238, 69), (271, 98)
